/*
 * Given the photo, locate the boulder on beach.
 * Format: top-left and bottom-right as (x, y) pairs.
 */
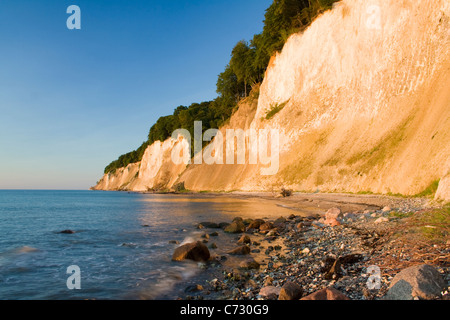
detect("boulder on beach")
(324, 207), (343, 226)
(172, 241), (211, 262)
(300, 287), (350, 300)
(239, 258), (260, 270)
(259, 222), (274, 231)
(384, 264), (446, 300)
(59, 230), (76, 234)
(278, 282), (303, 300)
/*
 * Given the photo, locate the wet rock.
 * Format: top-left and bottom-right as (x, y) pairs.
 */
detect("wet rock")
(209, 243), (218, 249)
(172, 241), (211, 262)
(301, 287), (350, 300)
(375, 217), (389, 224)
(384, 264), (446, 300)
(59, 230), (76, 234)
(247, 219), (266, 230)
(224, 221), (246, 234)
(185, 284), (204, 293)
(238, 235), (251, 244)
(209, 232), (219, 237)
(169, 240), (180, 244)
(278, 281), (303, 300)
(259, 222), (274, 231)
(227, 245), (251, 255)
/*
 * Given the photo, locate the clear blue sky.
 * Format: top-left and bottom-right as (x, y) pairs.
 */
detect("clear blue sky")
(0, 0), (272, 189)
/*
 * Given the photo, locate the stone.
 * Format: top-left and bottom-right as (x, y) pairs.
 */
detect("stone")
(168, 240), (180, 244)
(209, 231), (219, 237)
(172, 241), (211, 262)
(375, 217), (389, 224)
(259, 222), (274, 231)
(259, 286), (281, 299)
(227, 245), (251, 255)
(324, 258), (343, 280)
(59, 230), (76, 234)
(278, 282), (303, 300)
(296, 222), (304, 230)
(382, 206), (392, 212)
(301, 248), (310, 255)
(324, 207), (343, 226)
(384, 264), (446, 300)
(238, 235), (251, 244)
(324, 218), (341, 227)
(274, 216), (286, 227)
(224, 220), (246, 234)
(325, 207), (343, 220)
(209, 243), (218, 249)
(185, 284), (204, 293)
(247, 219), (266, 230)
(239, 258), (260, 270)
(199, 222), (221, 229)
(300, 287), (350, 300)
(219, 222), (230, 229)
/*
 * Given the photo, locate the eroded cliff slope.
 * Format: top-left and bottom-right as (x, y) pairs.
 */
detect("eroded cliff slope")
(94, 0), (450, 201)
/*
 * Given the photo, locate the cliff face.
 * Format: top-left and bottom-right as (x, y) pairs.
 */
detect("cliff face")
(94, 0), (450, 201)
(92, 138), (188, 191)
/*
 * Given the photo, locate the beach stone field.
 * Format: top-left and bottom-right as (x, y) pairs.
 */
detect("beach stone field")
(169, 199), (450, 301)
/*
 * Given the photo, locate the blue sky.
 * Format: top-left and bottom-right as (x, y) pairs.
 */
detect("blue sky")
(0, 0), (272, 189)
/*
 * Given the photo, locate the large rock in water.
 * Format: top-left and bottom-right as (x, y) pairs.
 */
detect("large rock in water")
(172, 241), (210, 262)
(384, 264), (446, 300)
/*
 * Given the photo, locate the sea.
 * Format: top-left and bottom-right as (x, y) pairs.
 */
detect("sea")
(0, 190), (294, 300)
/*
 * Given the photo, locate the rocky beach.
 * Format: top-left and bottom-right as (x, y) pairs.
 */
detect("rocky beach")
(167, 192), (450, 300)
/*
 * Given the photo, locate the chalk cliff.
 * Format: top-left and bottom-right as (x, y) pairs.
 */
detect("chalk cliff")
(93, 0), (450, 202)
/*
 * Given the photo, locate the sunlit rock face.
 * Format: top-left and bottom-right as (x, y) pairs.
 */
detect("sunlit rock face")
(95, 0), (450, 200)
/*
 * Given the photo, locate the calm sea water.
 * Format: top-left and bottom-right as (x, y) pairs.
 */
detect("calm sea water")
(0, 190), (297, 300)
